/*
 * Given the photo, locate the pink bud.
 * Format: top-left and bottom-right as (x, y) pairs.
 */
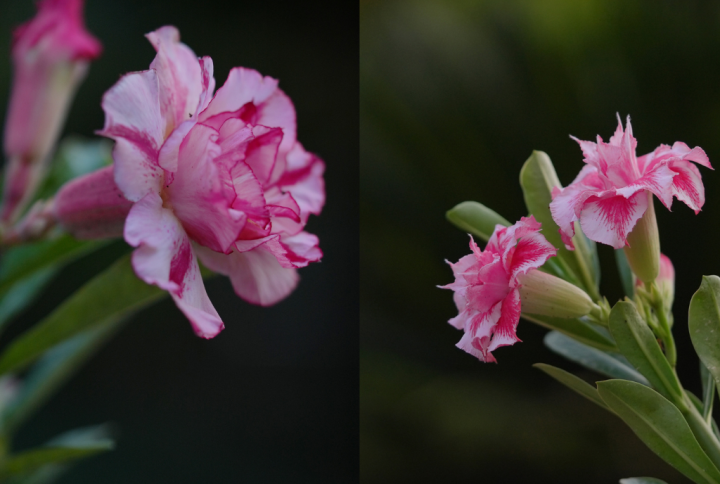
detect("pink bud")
(54, 166), (132, 239)
(2, 0), (101, 223)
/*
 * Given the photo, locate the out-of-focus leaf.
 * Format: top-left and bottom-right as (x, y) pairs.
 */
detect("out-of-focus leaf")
(445, 201), (509, 241)
(519, 151), (598, 295)
(689, 276), (720, 392)
(34, 137), (112, 202)
(616, 249), (635, 298)
(522, 314), (616, 352)
(2, 319), (125, 434)
(533, 363), (609, 411)
(0, 254), (165, 376)
(608, 301), (685, 408)
(598, 380), (720, 484)
(0, 235), (107, 295)
(0, 424), (112, 480)
(543, 331), (648, 385)
(0, 269), (56, 337)
(619, 478), (668, 484)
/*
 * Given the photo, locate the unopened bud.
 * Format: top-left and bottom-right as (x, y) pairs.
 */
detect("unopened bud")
(518, 269), (595, 318)
(624, 192), (660, 285)
(1, 0), (101, 223)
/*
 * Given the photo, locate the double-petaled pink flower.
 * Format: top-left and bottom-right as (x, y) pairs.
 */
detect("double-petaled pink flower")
(550, 115), (712, 250)
(55, 26), (324, 338)
(441, 216), (557, 362)
(2, 0), (101, 223)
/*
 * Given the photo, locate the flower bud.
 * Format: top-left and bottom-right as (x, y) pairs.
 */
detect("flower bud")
(517, 269), (595, 319)
(624, 192), (660, 285)
(1, 0), (101, 224)
(53, 166), (132, 239)
(657, 253), (675, 308)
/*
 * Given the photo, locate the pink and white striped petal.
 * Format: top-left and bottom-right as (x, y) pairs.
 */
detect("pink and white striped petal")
(669, 160), (705, 214)
(579, 191), (648, 249)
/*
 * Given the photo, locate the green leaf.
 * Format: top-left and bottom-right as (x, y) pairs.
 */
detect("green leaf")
(2, 424), (113, 484)
(0, 254), (165, 377)
(0, 235), (107, 295)
(689, 276), (720, 393)
(522, 314), (616, 352)
(619, 478), (668, 484)
(0, 444), (112, 479)
(445, 201), (509, 241)
(2, 318), (126, 434)
(519, 151), (598, 294)
(533, 363), (609, 411)
(543, 331), (648, 385)
(0, 269), (56, 337)
(598, 380), (720, 484)
(615, 249), (635, 298)
(608, 301), (685, 408)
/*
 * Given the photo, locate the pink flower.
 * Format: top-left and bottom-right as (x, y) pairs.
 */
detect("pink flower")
(2, 0), (101, 223)
(550, 115), (712, 249)
(440, 216), (557, 362)
(57, 26), (325, 338)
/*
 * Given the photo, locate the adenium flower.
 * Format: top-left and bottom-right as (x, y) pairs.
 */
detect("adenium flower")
(550, 115), (712, 251)
(2, 0), (101, 223)
(54, 26), (324, 338)
(440, 216), (595, 362)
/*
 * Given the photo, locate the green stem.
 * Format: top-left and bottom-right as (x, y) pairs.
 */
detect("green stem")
(650, 282), (677, 367)
(684, 398), (720, 476)
(705, 371), (717, 424)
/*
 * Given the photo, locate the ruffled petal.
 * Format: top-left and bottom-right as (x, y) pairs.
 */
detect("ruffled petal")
(506, 231), (557, 284)
(579, 191), (648, 249)
(98, 70), (164, 201)
(669, 159), (705, 214)
(196, 245), (299, 307)
(487, 289), (522, 352)
(615, 162), (676, 209)
(168, 123), (245, 253)
(200, 67), (296, 166)
(277, 143), (326, 220)
(146, 26), (203, 132)
(124, 192), (223, 338)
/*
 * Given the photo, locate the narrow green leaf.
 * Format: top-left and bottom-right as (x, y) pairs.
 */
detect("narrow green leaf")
(523, 314), (616, 352)
(445, 201), (509, 241)
(689, 276), (720, 393)
(0, 236), (107, 294)
(616, 249), (635, 298)
(519, 151), (598, 294)
(608, 302), (685, 408)
(598, 380), (720, 484)
(533, 363), (609, 410)
(619, 478), (668, 484)
(0, 444), (112, 478)
(2, 318), (126, 434)
(0, 269), (56, 337)
(543, 331), (648, 385)
(0, 254), (165, 376)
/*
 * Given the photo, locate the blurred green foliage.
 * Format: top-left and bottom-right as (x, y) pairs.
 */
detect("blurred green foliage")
(361, 0), (720, 482)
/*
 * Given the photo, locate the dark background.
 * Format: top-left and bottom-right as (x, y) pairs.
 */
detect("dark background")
(361, 1), (720, 483)
(0, 0), (358, 482)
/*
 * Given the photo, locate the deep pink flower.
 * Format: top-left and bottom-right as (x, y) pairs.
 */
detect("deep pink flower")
(57, 26), (324, 337)
(2, 0), (101, 223)
(550, 115), (712, 249)
(440, 216), (556, 362)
